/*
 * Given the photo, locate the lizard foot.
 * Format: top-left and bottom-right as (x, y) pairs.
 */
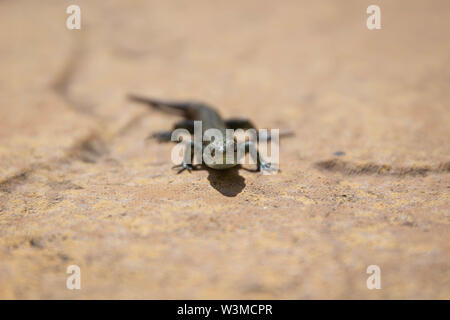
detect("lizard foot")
(258, 161), (279, 174)
(172, 162), (199, 174)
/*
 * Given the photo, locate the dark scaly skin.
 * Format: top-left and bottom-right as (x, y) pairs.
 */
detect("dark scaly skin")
(128, 94), (275, 173)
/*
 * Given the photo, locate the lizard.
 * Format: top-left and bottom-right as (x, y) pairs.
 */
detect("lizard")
(128, 94), (285, 174)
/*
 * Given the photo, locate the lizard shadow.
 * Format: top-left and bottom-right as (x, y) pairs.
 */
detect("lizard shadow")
(205, 166), (246, 197)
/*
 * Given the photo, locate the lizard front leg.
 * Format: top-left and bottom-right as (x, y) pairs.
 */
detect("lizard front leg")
(238, 141), (278, 173)
(172, 140), (202, 174)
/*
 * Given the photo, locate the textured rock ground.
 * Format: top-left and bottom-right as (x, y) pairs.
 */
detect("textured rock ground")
(0, 0), (449, 299)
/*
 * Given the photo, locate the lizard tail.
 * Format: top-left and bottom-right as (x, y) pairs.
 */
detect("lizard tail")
(128, 94), (191, 117)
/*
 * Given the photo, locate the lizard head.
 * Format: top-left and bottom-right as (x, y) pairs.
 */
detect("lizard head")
(204, 139), (236, 170)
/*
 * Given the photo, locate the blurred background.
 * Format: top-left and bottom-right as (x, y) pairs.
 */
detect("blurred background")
(0, 0), (449, 299)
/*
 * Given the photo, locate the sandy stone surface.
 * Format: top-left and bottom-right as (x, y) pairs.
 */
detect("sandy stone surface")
(0, 0), (449, 299)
